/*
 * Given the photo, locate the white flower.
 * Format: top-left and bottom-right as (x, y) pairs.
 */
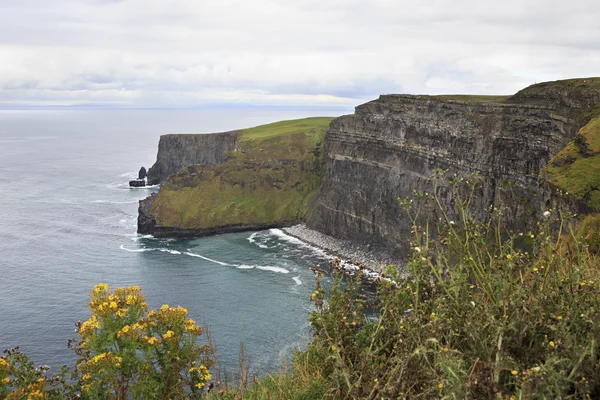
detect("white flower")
(449, 221), (455, 225)
(543, 211), (551, 217)
(414, 247), (421, 253)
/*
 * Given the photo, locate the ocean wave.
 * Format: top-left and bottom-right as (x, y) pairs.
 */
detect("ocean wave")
(246, 232), (270, 249)
(119, 244), (152, 253)
(160, 249), (182, 255)
(292, 276), (302, 285)
(269, 228), (329, 257)
(255, 266), (289, 274)
(120, 245), (182, 255)
(92, 199), (139, 204)
(130, 234), (154, 242)
(183, 251), (229, 266)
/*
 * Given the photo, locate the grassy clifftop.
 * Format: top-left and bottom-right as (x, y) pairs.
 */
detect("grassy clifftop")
(148, 117), (334, 230)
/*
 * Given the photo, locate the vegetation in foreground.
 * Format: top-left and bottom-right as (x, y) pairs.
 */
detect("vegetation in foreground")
(4, 173), (600, 399)
(149, 117), (333, 230)
(1, 285), (214, 399)
(210, 174), (600, 399)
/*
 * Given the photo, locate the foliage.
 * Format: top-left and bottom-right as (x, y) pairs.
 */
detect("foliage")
(0, 285), (214, 399)
(304, 173), (600, 399)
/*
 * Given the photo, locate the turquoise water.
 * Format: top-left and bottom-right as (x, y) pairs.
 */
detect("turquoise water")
(0, 108), (348, 373)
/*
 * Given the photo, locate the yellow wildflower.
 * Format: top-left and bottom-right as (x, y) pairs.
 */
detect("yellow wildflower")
(442, 347), (449, 353)
(438, 383), (444, 389)
(506, 254), (512, 260)
(2, 377), (9, 384)
(549, 341), (555, 348)
(511, 370), (518, 375)
(160, 304), (169, 311)
(94, 283), (109, 292)
(147, 337), (160, 345)
(163, 330), (175, 340)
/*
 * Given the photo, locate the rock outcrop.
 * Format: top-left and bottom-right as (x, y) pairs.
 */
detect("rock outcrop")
(147, 132), (238, 185)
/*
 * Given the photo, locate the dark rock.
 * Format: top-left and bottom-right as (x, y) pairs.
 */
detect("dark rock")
(138, 166), (147, 180)
(146, 131), (238, 185)
(129, 179), (146, 187)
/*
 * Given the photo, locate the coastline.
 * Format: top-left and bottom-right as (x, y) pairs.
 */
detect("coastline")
(282, 224), (402, 275)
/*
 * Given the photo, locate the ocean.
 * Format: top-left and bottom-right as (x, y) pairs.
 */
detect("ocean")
(0, 107), (349, 374)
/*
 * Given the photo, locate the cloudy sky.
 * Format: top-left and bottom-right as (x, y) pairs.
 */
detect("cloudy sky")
(1, 0), (599, 108)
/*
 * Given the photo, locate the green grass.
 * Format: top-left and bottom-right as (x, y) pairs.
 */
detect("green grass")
(149, 117), (332, 229)
(432, 94), (510, 103)
(546, 116), (600, 209)
(239, 117), (334, 144)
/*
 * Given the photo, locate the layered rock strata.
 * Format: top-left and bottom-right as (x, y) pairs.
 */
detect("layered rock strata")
(307, 82), (600, 256)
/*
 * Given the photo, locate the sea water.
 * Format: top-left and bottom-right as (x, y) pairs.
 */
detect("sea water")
(0, 107), (349, 373)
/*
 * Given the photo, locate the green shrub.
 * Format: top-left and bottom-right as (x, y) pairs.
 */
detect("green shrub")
(305, 173), (600, 399)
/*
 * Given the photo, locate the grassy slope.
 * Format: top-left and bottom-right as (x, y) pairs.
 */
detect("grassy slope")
(546, 116), (600, 209)
(543, 78), (600, 210)
(150, 117), (333, 229)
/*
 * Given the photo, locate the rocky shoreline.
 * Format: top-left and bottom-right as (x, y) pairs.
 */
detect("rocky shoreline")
(282, 224), (403, 276)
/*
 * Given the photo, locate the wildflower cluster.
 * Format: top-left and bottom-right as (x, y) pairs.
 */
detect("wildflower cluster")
(1, 285), (214, 399)
(72, 284), (214, 399)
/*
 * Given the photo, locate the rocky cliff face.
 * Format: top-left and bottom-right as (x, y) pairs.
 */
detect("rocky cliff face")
(307, 79), (600, 256)
(147, 132), (238, 185)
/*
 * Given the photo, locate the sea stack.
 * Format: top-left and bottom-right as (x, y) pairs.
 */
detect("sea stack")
(129, 166), (147, 187)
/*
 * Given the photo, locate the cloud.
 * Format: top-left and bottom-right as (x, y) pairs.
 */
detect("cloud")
(0, 0), (598, 107)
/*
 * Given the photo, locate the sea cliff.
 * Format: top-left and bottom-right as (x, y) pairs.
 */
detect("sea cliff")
(138, 118), (332, 237)
(307, 79), (600, 256)
(139, 78), (600, 258)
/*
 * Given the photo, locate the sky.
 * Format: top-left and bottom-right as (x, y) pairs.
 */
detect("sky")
(0, 0), (599, 108)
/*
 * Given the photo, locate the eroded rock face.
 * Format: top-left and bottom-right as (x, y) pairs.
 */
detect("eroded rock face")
(307, 91), (594, 256)
(147, 132), (238, 185)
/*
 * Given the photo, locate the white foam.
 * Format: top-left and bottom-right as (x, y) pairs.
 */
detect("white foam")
(120, 244), (152, 253)
(183, 250), (288, 274)
(131, 234), (154, 242)
(184, 252), (229, 266)
(129, 184), (160, 190)
(92, 199), (138, 204)
(160, 249), (182, 255)
(247, 232), (270, 249)
(120, 245), (184, 256)
(256, 266), (289, 274)
(120, 172), (136, 178)
(247, 232), (259, 243)
(269, 228), (329, 258)
(292, 276), (302, 285)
